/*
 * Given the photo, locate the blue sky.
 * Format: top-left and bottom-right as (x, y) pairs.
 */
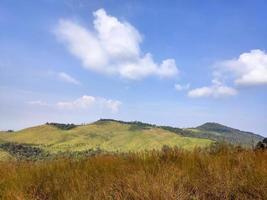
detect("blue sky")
(0, 0), (267, 136)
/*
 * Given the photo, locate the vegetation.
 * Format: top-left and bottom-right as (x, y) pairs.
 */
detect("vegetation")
(0, 121), (265, 199)
(256, 138), (267, 150)
(0, 120), (263, 159)
(0, 121), (212, 155)
(0, 149), (13, 161)
(96, 119), (156, 131)
(158, 125), (187, 135)
(0, 142), (106, 161)
(45, 122), (77, 130)
(95, 119), (264, 146)
(0, 144), (266, 200)
(95, 118), (156, 126)
(185, 122), (263, 146)
(0, 143), (48, 160)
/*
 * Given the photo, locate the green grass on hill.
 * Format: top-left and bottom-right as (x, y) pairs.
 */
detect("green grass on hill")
(0, 121), (212, 155)
(184, 126), (262, 147)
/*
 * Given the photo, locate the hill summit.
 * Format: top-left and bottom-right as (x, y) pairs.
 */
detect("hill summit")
(197, 122), (246, 133)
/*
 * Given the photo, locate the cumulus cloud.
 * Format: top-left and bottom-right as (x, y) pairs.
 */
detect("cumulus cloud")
(56, 95), (95, 109)
(29, 95), (121, 113)
(58, 72), (81, 85)
(174, 83), (190, 91)
(56, 95), (121, 113)
(188, 49), (267, 98)
(188, 80), (237, 98)
(54, 8), (179, 80)
(215, 49), (267, 86)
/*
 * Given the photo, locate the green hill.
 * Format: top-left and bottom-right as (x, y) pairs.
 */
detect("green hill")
(0, 120), (212, 158)
(0, 119), (263, 160)
(184, 122), (263, 147)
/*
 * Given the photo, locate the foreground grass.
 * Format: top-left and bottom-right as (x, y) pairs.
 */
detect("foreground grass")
(0, 145), (266, 200)
(0, 150), (13, 161)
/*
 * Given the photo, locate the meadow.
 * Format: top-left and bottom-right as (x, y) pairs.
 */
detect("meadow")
(0, 144), (266, 200)
(0, 121), (213, 154)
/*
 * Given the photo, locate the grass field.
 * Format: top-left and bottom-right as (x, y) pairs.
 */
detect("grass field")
(0, 144), (266, 200)
(0, 150), (13, 161)
(0, 121), (212, 156)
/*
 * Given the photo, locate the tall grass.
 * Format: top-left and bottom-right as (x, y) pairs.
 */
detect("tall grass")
(0, 144), (266, 200)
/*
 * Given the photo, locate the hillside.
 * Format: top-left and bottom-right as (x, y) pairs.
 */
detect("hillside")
(0, 120), (212, 159)
(184, 122), (263, 146)
(0, 119), (263, 160)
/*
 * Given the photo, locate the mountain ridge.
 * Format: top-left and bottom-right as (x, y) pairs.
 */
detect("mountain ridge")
(94, 119), (264, 143)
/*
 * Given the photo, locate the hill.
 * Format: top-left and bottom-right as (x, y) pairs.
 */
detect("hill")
(184, 122), (263, 146)
(0, 119), (263, 160)
(0, 120), (212, 159)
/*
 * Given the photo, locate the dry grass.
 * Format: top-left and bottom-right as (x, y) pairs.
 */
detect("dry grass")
(0, 144), (266, 200)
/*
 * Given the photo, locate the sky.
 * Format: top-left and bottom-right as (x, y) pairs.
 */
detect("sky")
(0, 0), (267, 136)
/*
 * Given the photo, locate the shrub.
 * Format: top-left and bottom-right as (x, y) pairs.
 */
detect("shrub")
(255, 138), (267, 150)
(0, 143), (47, 160)
(46, 122), (77, 130)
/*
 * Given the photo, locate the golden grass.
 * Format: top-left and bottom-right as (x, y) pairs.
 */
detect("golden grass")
(0, 150), (14, 161)
(0, 145), (266, 200)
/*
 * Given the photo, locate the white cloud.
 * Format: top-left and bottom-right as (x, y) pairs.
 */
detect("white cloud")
(215, 49), (267, 86)
(28, 95), (121, 113)
(58, 72), (81, 85)
(56, 95), (121, 113)
(174, 83), (190, 91)
(188, 80), (237, 98)
(188, 49), (267, 98)
(55, 8), (179, 80)
(56, 95), (95, 109)
(99, 98), (121, 113)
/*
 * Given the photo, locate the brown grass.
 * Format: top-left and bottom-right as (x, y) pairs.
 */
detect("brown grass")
(0, 144), (266, 200)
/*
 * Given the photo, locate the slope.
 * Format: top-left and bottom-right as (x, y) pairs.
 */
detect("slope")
(0, 120), (212, 154)
(184, 122), (263, 146)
